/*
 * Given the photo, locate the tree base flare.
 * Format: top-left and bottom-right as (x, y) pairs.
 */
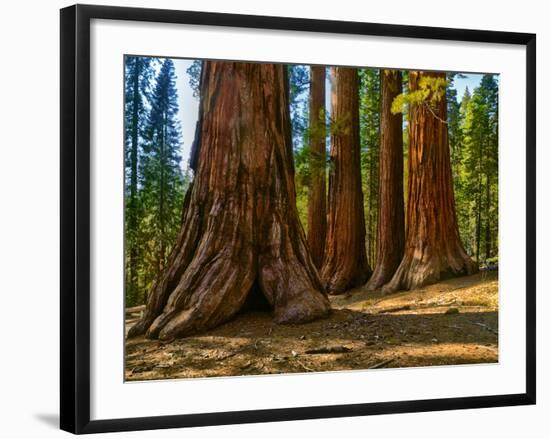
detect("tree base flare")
(381, 247), (478, 295)
(379, 71), (478, 296)
(128, 62), (330, 340)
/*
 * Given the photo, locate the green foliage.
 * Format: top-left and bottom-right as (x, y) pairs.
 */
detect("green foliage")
(288, 65), (312, 229)
(124, 58), (189, 306)
(447, 74), (463, 181)
(186, 60), (202, 98)
(391, 75), (448, 117)
(288, 65), (310, 151)
(450, 75), (499, 262)
(308, 106), (328, 172)
(359, 68), (380, 262)
(124, 56), (156, 187)
(124, 56), (156, 305)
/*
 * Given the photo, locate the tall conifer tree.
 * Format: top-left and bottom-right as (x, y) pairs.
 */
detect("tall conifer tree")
(359, 69), (381, 264)
(462, 75), (499, 262)
(141, 59), (185, 277)
(124, 56), (155, 305)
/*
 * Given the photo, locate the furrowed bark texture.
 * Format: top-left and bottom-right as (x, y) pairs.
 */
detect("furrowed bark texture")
(365, 70), (405, 290)
(307, 66), (327, 268)
(128, 62), (330, 340)
(382, 71), (477, 294)
(321, 67), (371, 294)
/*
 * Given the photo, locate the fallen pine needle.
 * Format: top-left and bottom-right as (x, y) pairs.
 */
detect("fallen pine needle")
(295, 359), (315, 372)
(369, 358), (395, 369)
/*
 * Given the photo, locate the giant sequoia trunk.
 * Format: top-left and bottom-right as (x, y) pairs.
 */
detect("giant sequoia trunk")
(382, 71), (477, 294)
(128, 62), (330, 340)
(320, 67), (371, 294)
(365, 70), (405, 290)
(307, 66), (327, 268)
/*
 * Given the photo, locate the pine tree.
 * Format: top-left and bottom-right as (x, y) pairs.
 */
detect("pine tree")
(140, 59), (185, 284)
(288, 65), (311, 228)
(124, 56), (155, 305)
(306, 66), (327, 268)
(288, 65), (310, 151)
(462, 75), (499, 263)
(186, 60), (202, 98)
(453, 86), (472, 253)
(359, 69), (381, 264)
(447, 74), (463, 181)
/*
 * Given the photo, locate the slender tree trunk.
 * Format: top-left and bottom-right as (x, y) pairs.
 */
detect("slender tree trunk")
(368, 154), (375, 263)
(307, 66), (327, 268)
(158, 111), (166, 273)
(128, 62), (330, 340)
(382, 71), (477, 294)
(475, 140), (484, 262)
(365, 70), (405, 290)
(485, 173), (491, 260)
(321, 67), (371, 294)
(128, 58), (141, 303)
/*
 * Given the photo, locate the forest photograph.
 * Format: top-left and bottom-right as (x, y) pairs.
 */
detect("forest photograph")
(124, 56), (499, 381)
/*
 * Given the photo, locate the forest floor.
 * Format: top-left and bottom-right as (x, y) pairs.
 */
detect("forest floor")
(125, 271), (498, 381)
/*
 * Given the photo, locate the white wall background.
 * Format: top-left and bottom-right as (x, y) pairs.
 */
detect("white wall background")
(0, 0), (546, 437)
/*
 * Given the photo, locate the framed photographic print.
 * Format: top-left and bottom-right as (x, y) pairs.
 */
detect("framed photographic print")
(60, 4), (536, 434)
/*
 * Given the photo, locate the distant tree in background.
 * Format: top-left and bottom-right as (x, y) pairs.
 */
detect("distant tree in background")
(452, 85), (471, 251)
(306, 66), (327, 268)
(460, 75), (499, 263)
(140, 59), (186, 278)
(288, 65), (310, 150)
(447, 74), (463, 182)
(124, 58), (188, 307)
(186, 60), (202, 98)
(287, 64), (311, 232)
(124, 56), (155, 305)
(359, 68), (381, 264)
(287, 65), (311, 228)
(444, 75), (499, 264)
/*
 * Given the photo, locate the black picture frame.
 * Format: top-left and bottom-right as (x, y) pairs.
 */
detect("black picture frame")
(60, 4), (536, 434)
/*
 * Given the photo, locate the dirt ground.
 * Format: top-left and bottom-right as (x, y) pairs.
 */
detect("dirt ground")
(125, 271), (498, 381)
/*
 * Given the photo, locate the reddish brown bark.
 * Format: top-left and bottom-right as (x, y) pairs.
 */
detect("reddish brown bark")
(382, 71), (477, 294)
(307, 66), (327, 268)
(320, 67), (371, 294)
(365, 70), (405, 290)
(128, 62), (330, 340)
